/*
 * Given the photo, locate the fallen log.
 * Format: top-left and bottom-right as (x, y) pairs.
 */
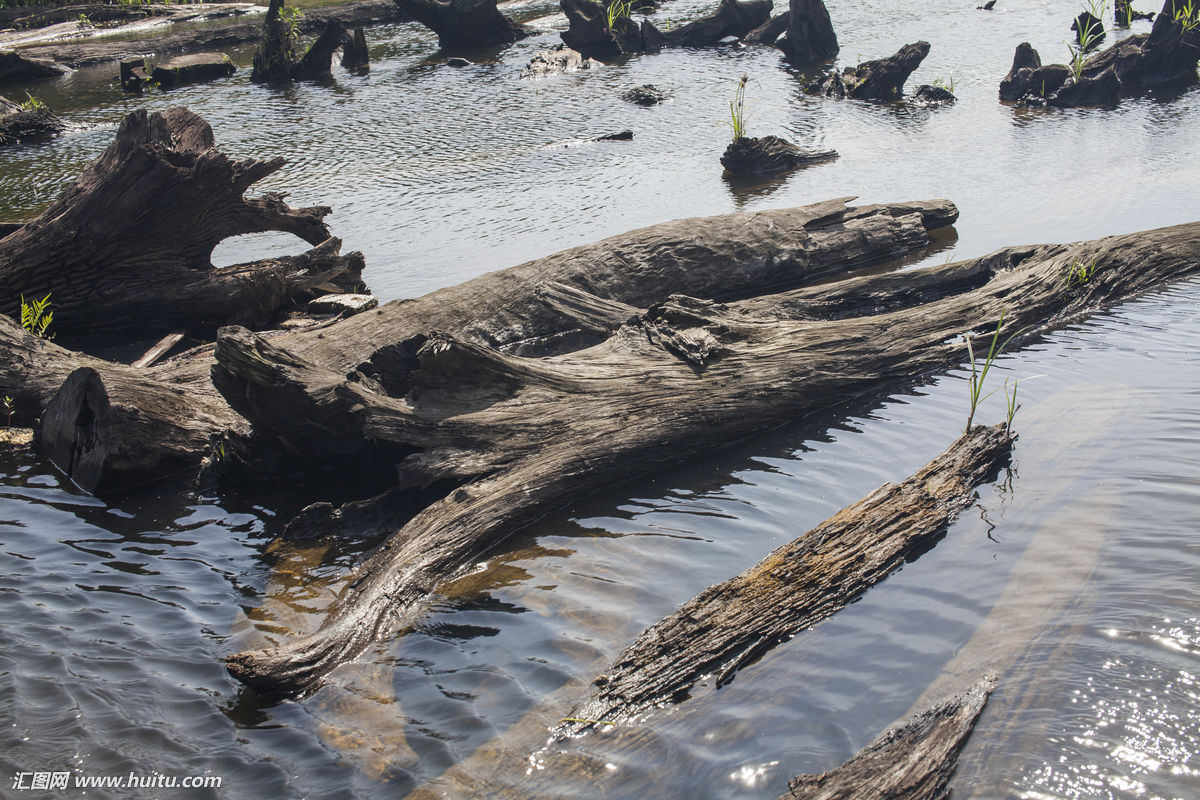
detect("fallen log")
(0, 198), (957, 496)
(779, 676), (996, 800)
(0, 106), (364, 340)
(777, 0), (837, 64)
(554, 424), (1011, 739)
(395, 0), (533, 51)
(1000, 0), (1200, 107)
(222, 216), (1200, 695)
(806, 40), (930, 101)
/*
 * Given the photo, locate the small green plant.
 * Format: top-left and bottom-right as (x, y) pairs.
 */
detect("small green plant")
(604, 0), (646, 31)
(3, 395), (13, 427)
(20, 292), (53, 339)
(1068, 2), (1108, 80)
(281, 5), (305, 43)
(728, 73), (749, 141)
(1174, 0), (1199, 30)
(77, 11), (92, 27)
(931, 73), (957, 93)
(1064, 256), (1098, 287)
(17, 91), (45, 112)
(963, 308), (1024, 431)
(1001, 375), (1043, 435)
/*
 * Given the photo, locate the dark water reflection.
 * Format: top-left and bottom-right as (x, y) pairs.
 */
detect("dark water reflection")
(2, 0), (1200, 796)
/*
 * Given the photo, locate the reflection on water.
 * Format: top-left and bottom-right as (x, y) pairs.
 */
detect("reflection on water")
(2, 0), (1200, 796)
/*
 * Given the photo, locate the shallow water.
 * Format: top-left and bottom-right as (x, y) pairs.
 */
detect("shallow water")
(1, 0), (1199, 797)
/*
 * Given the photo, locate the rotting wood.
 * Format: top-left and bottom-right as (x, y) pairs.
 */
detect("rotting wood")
(1, 197), (957, 496)
(779, 676), (997, 800)
(553, 424), (1012, 739)
(0, 106), (365, 339)
(222, 217), (1200, 695)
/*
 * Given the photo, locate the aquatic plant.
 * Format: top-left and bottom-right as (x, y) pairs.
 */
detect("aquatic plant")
(1064, 255), (1098, 287)
(76, 11), (91, 27)
(1069, 1), (1108, 80)
(1175, 0), (1199, 31)
(20, 292), (53, 339)
(281, 5), (305, 44)
(932, 73), (958, 93)
(17, 92), (46, 112)
(728, 73), (749, 141)
(963, 308), (1023, 431)
(604, 0), (646, 31)
(3, 396), (13, 428)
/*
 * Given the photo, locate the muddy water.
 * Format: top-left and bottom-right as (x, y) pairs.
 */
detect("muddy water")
(2, 0), (1199, 797)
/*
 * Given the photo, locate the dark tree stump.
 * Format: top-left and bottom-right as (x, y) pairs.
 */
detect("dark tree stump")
(778, 0), (838, 64)
(744, 11), (789, 45)
(1071, 10), (1107, 51)
(720, 135), (838, 176)
(395, 0), (533, 51)
(621, 83), (670, 105)
(252, 0), (363, 82)
(912, 83), (957, 104)
(341, 26), (370, 73)
(562, 0), (772, 60)
(0, 93), (65, 145)
(807, 41), (930, 101)
(662, 0), (772, 47)
(0, 106), (365, 338)
(1115, 0), (1155, 25)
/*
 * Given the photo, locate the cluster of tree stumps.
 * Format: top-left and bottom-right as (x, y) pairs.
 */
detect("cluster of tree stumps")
(252, 0), (370, 83)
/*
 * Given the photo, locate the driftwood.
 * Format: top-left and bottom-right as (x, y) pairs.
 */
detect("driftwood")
(1000, 0), (1200, 107)
(394, 0), (533, 51)
(720, 135), (838, 177)
(806, 40), (930, 101)
(561, 0), (771, 60)
(222, 211), (1200, 695)
(777, 0), (837, 64)
(780, 676), (997, 799)
(252, 0), (366, 82)
(0, 93), (65, 145)
(0, 106), (364, 340)
(0, 198), (957, 497)
(554, 424), (1012, 738)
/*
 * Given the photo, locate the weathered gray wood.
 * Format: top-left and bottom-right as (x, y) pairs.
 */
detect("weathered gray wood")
(131, 333), (185, 369)
(0, 107), (365, 339)
(555, 425), (1011, 738)
(780, 676), (996, 799)
(222, 217), (1200, 695)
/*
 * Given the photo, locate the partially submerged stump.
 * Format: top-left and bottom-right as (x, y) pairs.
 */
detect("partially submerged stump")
(806, 40), (930, 101)
(720, 135), (838, 177)
(561, 0), (771, 61)
(0, 106), (365, 338)
(1000, 0), (1200, 107)
(912, 84), (957, 105)
(221, 211), (1200, 695)
(780, 676), (997, 799)
(1115, 0), (1155, 25)
(1071, 10), (1107, 52)
(395, 0), (533, 51)
(744, 11), (789, 45)
(555, 424), (1012, 738)
(777, 0), (838, 64)
(520, 45), (599, 79)
(151, 52), (236, 89)
(0, 93), (65, 145)
(621, 83), (670, 105)
(252, 0), (366, 82)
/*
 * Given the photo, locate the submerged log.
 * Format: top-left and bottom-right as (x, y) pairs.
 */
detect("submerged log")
(777, 0), (838, 64)
(151, 52), (236, 89)
(0, 50), (68, 84)
(0, 106), (364, 339)
(223, 214), (1200, 695)
(555, 424), (1012, 738)
(780, 676), (997, 799)
(720, 135), (838, 177)
(1001, 0), (1200, 107)
(806, 40), (930, 101)
(395, 0), (533, 51)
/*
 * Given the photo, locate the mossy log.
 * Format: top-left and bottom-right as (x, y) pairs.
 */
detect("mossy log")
(222, 214), (1200, 695)
(0, 106), (364, 340)
(780, 676), (996, 800)
(554, 425), (1011, 739)
(394, 0), (533, 51)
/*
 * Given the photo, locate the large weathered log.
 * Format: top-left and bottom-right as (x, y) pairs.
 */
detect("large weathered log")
(223, 216), (1200, 694)
(807, 40), (930, 101)
(0, 106), (364, 339)
(777, 0), (837, 64)
(1000, 0), (1200, 107)
(779, 676), (996, 800)
(554, 424), (1012, 739)
(395, 0), (533, 51)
